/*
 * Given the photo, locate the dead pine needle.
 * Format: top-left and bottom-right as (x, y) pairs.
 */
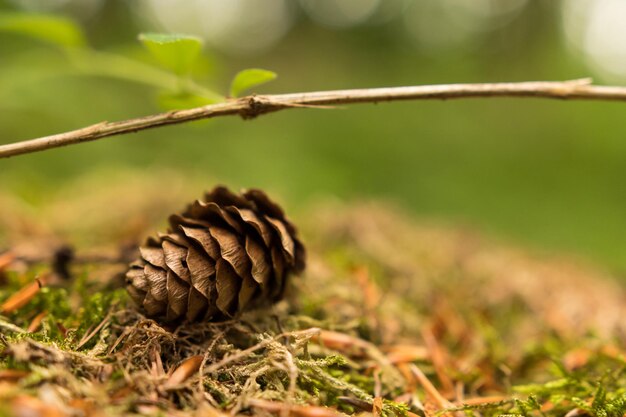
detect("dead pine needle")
(26, 310), (47, 333)
(408, 364), (454, 411)
(0, 251), (15, 271)
(0, 369), (30, 382)
(0, 201), (624, 417)
(372, 397), (384, 417)
(420, 325), (455, 396)
(1, 274), (48, 314)
(248, 398), (344, 417)
(453, 396), (511, 406)
(164, 355), (204, 389)
(384, 345), (429, 364)
(76, 313), (111, 349)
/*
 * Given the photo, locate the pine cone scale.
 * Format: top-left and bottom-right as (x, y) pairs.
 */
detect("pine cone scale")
(143, 293), (163, 317)
(139, 246), (167, 269)
(215, 259), (240, 315)
(208, 226), (252, 279)
(144, 264), (167, 301)
(245, 236), (271, 286)
(127, 267), (148, 291)
(269, 246), (286, 299)
(186, 287), (208, 322)
(166, 271), (189, 319)
(203, 187), (251, 209)
(243, 190), (285, 220)
(265, 216), (296, 263)
(169, 214), (210, 230)
(186, 246), (215, 292)
(197, 201), (246, 234)
(180, 226), (220, 259)
(239, 275), (258, 311)
(162, 240), (191, 283)
(228, 207), (274, 247)
(127, 268), (147, 295)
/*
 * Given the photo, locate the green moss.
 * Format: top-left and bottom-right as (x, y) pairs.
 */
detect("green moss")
(1, 206), (625, 417)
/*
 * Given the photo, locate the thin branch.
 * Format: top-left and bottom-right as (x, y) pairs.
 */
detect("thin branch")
(2, 78), (626, 159)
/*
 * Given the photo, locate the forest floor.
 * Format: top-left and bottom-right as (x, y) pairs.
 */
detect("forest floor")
(0, 174), (624, 417)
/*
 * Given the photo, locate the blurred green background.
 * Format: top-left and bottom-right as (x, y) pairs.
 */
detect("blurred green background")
(1, 0), (626, 275)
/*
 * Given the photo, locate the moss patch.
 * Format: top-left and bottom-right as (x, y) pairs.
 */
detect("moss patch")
(0, 202), (625, 417)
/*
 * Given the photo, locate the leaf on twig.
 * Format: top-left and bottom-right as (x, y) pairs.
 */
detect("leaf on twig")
(139, 32), (203, 76)
(164, 355), (204, 389)
(229, 68), (277, 98)
(0, 12), (86, 47)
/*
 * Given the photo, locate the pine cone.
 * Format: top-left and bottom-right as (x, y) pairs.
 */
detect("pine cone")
(125, 186), (305, 322)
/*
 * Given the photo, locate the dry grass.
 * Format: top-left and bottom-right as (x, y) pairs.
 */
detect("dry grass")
(0, 174), (624, 417)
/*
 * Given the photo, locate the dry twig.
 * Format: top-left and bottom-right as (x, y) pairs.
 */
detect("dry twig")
(2, 78), (625, 159)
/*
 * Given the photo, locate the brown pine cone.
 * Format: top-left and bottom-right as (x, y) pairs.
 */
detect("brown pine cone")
(125, 186), (305, 322)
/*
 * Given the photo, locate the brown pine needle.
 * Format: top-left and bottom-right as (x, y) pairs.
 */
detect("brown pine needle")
(152, 347), (165, 378)
(10, 395), (65, 417)
(0, 369), (30, 382)
(421, 325), (455, 395)
(76, 313), (111, 349)
(248, 399), (344, 417)
(397, 363), (418, 394)
(0, 275), (48, 314)
(336, 397), (372, 412)
(453, 396), (511, 406)
(0, 251), (15, 271)
(26, 311), (47, 333)
(409, 364), (454, 410)
(372, 397), (384, 417)
(385, 345), (430, 364)
(313, 330), (369, 355)
(164, 355), (204, 389)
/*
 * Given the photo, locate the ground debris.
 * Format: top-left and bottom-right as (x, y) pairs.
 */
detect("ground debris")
(0, 200), (625, 417)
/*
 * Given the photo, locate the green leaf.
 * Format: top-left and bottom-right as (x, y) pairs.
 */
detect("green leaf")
(0, 12), (86, 47)
(138, 32), (203, 76)
(229, 68), (277, 98)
